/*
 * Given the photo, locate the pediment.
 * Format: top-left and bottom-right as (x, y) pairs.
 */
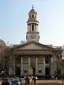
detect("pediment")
(16, 41), (53, 50)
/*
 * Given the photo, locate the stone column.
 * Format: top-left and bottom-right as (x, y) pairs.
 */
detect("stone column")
(21, 57), (23, 75)
(12, 56), (15, 75)
(31, 24), (32, 31)
(51, 56), (54, 75)
(51, 55), (57, 75)
(43, 57), (45, 75)
(9, 56), (13, 75)
(36, 57), (38, 74)
(28, 57), (30, 68)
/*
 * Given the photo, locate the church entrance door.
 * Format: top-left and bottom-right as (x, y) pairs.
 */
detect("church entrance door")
(15, 66), (20, 76)
(45, 67), (50, 78)
(33, 68), (35, 76)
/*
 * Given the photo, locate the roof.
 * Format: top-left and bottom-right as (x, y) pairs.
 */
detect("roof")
(13, 41), (55, 51)
(7, 41), (62, 56)
(29, 7), (37, 14)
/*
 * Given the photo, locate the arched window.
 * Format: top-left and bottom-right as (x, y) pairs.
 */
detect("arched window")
(32, 24), (34, 31)
(32, 15), (34, 18)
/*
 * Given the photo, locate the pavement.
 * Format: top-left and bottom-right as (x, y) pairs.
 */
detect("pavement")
(0, 78), (64, 85)
(22, 79), (64, 85)
(36, 80), (64, 85)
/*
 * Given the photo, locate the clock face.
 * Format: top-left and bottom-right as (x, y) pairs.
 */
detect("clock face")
(31, 35), (35, 39)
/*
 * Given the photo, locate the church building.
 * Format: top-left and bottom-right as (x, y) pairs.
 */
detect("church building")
(4, 6), (62, 78)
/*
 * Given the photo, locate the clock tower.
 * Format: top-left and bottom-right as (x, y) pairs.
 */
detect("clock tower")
(26, 6), (40, 42)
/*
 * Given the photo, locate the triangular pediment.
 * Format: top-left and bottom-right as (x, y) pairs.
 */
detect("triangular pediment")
(16, 41), (53, 50)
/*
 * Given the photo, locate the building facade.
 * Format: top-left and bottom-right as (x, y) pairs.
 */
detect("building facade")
(7, 7), (62, 77)
(0, 6), (62, 78)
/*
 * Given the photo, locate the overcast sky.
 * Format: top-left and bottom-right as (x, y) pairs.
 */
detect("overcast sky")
(0, 0), (64, 46)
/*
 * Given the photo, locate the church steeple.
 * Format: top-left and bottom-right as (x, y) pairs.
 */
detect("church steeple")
(26, 6), (40, 42)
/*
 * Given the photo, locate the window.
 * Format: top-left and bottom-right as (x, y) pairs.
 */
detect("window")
(45, 56), (50, 64)
(38, 70), (42, 73)
(57, 68), (61, 74)
(24, 70), (27, 73)
(32, 15), (34, 18)
(32, 24), (34, 31)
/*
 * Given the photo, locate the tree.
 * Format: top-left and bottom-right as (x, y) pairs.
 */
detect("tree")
(3, 46), (15, 75)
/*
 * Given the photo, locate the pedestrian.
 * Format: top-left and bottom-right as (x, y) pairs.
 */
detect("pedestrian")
(2, 78), (9, 85)
(24, 76), (29, 85)
(33, 76), (36, 85)
(7, 76), (13, 85)
(0, 78), (2, 85)
(16, 79), (21, 85)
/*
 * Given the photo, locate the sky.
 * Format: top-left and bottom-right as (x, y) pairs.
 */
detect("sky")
(0, 0), (64, 46)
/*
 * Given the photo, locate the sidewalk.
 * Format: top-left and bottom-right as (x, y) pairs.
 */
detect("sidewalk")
(21, 79), (64, 85)
(36, 80), (64, 84)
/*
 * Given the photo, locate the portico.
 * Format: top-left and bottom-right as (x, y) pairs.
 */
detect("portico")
(8, 46), (57, 77)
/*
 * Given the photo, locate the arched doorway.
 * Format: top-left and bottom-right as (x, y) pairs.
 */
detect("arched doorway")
(45, 67), (50, 76)
(45, 67), (50, 79)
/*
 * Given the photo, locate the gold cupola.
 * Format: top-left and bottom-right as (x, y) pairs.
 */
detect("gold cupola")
(27, 6), (39, 23)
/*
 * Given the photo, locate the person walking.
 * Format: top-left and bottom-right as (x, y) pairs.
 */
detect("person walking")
(2, 78), (9, 85)
(24, 76), (29, 85)
(7, 77), (13, 85)
(16, 79), (21, 85)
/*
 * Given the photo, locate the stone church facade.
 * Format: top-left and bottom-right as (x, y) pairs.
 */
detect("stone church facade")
(8, 6), (62, 77)
(0, 6), (63, 78)
(8, 42), (62, 77)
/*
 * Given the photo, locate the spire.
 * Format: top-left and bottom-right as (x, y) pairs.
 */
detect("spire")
(32, 4), (34, 9)
(32, 0), (34, 9)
